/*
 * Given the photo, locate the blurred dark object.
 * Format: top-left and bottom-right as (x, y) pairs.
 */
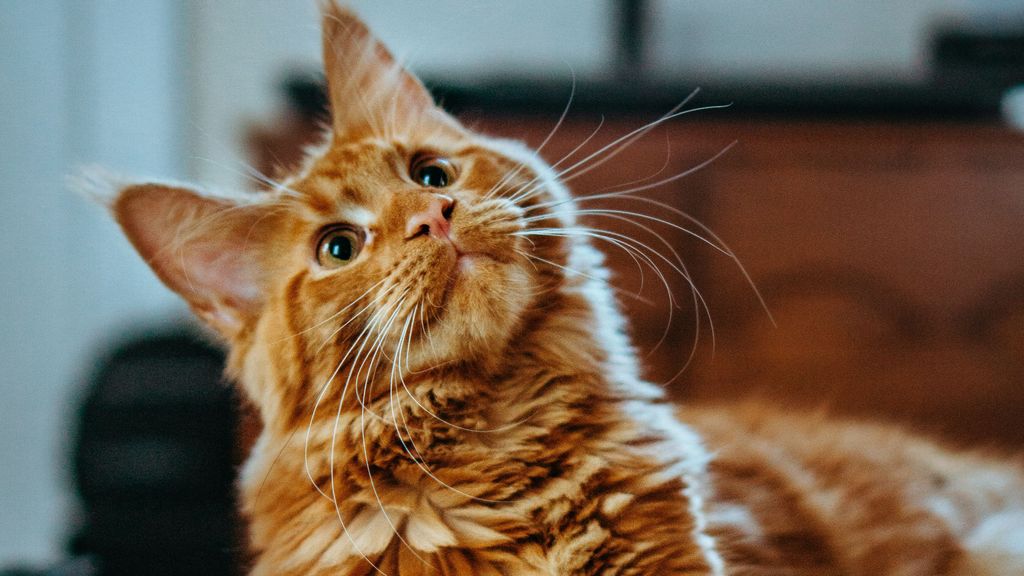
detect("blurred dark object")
(614, 0), (648, 81)
(433, 77), (999, 121)
(246, 72), (329, 183)
(70, 324), (239, 576)
(0, 558), (97, 576)
(932, 20), (1024, 92)
(281, 73), (329, 123)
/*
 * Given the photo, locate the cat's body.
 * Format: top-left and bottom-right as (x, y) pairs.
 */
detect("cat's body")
(98, 3), (1024, 574)
(690, 406), (1024, 575)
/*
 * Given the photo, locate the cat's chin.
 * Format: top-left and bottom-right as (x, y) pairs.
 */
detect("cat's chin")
(411, 254), (532, 371)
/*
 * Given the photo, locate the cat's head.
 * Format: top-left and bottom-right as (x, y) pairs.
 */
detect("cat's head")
(107, 3), (579, 423)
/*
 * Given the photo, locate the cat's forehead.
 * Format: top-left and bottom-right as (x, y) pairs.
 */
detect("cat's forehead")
(294, 140), (399, 215)
(316, 139), (398, 185)
(287, 132), (539, 222)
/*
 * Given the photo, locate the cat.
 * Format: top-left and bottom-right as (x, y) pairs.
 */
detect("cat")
(92, 3), (1024, 574)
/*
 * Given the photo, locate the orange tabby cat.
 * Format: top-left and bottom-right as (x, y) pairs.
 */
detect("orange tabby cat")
(96, 3), (1024, 574)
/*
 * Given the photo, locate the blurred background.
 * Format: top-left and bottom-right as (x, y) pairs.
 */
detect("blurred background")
(2, 0), (1023, 573)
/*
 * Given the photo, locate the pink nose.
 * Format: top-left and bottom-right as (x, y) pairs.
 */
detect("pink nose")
(405, 195), (455, 240)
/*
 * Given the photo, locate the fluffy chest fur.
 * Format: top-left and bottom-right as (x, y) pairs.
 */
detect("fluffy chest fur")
(239, 272), (723, 575)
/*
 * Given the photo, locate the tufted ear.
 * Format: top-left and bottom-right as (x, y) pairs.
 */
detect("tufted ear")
(112, 183), (280, 340)
(320, 1), (454, 138)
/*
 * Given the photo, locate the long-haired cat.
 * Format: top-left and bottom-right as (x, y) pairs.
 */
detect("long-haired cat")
(93, 3), (1024, 574)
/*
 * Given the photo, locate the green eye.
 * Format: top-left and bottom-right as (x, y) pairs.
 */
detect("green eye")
(410, 156), (454, 188)
(316, 227), (362, 268)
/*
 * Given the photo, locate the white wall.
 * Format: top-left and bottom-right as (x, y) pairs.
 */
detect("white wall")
(0, 1), (73, 564)
(0, 0), (186, 566)
(650, 0), (1020, 81)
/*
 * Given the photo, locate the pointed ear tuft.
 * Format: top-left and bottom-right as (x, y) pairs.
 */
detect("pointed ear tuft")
(69, 165), (131, 208)
(320, 1), (450, 138)
(112, 183), (279, 339)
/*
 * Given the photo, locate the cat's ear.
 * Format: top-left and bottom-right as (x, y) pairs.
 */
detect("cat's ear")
(112, 183), (278, 340)
(321, 2), (453, 137)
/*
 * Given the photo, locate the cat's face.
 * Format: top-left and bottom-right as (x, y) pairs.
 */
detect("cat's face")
(274, 124), (566, 375)
(109, 3), (573, 422)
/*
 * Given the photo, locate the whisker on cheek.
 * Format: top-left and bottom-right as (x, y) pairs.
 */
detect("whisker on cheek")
(317, 302), (388, 573)
(514, 224), (716, 381)
(315, 281), (400, 354)
(308, 304), (385, 501)
(318, 290), (411, 568)
(541, 190), (772, 329)
(521, 206), (718, 372)
(282, 276), (390, 343)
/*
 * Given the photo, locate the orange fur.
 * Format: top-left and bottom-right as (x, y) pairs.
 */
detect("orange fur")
(102, 3), (1024, 574)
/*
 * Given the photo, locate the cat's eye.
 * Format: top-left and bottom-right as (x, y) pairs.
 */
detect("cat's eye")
(316, 227), (363, 268)
(410, 155), (455, 188)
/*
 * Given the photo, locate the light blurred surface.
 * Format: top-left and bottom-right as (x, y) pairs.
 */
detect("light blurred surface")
(1, 0), (186, 567)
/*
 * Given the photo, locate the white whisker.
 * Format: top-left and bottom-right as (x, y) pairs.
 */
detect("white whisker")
(506, 115), (606, 206)
(357, 303), (431, 569)
(282, 277), (390, 343)
(316, 282), (401, 354)
(484, 71), (576, 201)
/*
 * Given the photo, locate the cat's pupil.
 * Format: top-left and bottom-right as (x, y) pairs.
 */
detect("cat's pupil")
(418, 165), (448, 188)
(328, 235), (353, 261)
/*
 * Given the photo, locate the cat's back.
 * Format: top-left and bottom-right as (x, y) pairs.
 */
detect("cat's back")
(681, 403), (1024, 575)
